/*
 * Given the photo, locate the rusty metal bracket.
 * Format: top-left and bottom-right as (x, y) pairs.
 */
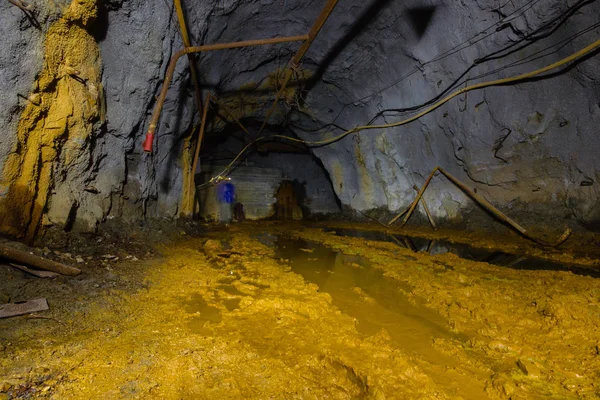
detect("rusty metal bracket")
(142, 35), (309, 153)
(257, 0), (340, 136)
(143, 0), (339, 153)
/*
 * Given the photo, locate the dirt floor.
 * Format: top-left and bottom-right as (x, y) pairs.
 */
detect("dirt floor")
(1, 221), (599, 399)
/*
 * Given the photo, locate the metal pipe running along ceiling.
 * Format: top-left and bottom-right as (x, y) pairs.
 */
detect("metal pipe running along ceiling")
(143, 0), (340, 153)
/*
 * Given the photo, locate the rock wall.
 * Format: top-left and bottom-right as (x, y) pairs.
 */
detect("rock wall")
(248, 153), (341, 216)
(1, 0), (599, 238)
(97, 0), (194, 224)
(194, 0), (600, 230)
(0, 0), (196, 239)
(292, 0), (600, 229)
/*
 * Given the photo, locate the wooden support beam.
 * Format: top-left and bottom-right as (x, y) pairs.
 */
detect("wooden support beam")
(0, 243), (81, 276)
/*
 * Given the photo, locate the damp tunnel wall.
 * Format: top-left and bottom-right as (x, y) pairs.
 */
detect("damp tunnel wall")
(197, 131), (342, 220)
(0, 0), (599, 238)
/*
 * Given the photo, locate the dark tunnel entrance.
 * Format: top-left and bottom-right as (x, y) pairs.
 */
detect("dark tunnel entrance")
(195, 122), (341, 223)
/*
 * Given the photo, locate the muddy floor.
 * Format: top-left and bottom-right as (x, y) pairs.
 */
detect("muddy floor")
(1, 222), (599, 399)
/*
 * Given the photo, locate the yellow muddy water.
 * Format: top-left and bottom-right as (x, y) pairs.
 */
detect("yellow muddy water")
(1, 222), (599, 399)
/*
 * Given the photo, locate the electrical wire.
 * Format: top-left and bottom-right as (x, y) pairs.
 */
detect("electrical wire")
(370, 15), (600, 125)
(301, 0), (546, 129)
(463, 21), (600, 83)
(197, 37), (600, 189)
(310, 38), (600, 143)
(363, 0), (597, 125)
(293, 0), (595, 132)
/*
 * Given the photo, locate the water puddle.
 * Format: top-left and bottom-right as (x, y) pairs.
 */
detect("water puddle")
(183, 284), (250, 333)
(217, 277), (238, 285)
(241, 281), (270, 290)
(183, 294), (222, 335)
(217, 284), (245, 297)
(274, 236), (497, 398)
(223, 298), (241, 312)
(325, 228), (600, 278)
(275, 237), (466, 360)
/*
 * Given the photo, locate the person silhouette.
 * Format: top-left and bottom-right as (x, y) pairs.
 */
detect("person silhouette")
(217, 179), (235, 224)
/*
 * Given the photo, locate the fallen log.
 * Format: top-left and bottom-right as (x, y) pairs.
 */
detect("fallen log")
(0, 243), (81, 276)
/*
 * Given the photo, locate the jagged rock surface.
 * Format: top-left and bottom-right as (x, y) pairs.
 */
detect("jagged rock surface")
(0, 0), (599, 233)
(0, 2), (45, 179)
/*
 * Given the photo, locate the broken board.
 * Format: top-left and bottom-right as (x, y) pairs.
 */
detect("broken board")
(0, 298), (49, 318)
(9, 263), (60, 278)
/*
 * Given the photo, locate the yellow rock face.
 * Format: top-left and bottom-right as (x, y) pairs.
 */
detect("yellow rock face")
(0, 0), (102, 242)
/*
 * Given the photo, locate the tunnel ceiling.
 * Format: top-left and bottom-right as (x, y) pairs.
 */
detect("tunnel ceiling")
(0, 0), (599, 236)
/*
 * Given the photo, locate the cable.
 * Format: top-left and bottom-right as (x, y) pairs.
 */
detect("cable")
(372, 15), (600, 125)
(302, 0), (547, 129)
(296, 0), (595, 131)
(308, 38), (600, 145)
(464, 21), (600, 83)
(197, 38), (600, 189)
(365, 0), (596, 125)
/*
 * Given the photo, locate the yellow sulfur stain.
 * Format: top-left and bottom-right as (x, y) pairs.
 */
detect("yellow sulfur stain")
(0, 0), (101, 242)
(214, 67), (312, 129)
(330, 158), (344, 194)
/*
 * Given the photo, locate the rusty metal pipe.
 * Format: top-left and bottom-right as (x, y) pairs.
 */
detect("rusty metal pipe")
(293, 0), (340, 65)
(189, 93), (213, 213)
(257, 0), (339, 135)
(174, 0), (205, 216)
(142, 35), (309, 153)
(174, 0), (203, 116)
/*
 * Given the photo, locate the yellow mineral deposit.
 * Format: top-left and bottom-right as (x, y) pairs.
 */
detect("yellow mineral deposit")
(0, 0), (101, 242)
(0, 1), (599, 399)
(355, 143), (375, 205)
(1, 223), (599, 399)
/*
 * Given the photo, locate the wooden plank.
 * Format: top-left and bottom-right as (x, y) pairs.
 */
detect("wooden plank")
(0, 298), (49, 318)
(9, 263), (60, 278)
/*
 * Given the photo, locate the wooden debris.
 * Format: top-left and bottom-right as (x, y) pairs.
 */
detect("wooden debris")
(0, 298), (49, 319)
(7, 0), (34, 11)
(0, 242), (81, 276)
(413, 184), (437, 231)
(9, 263), (60, 279)
(387, 186), (437, 229)
(392, 166), (572, 247)
(26, 313), (65, 325)
(402, 236), (416, 252)
(358, 210), (391, 229)
(388, 206), (409, 226)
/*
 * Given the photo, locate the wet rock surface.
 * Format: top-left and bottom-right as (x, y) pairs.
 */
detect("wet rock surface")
(0, 221), (598, 399)
(1, 0), (600, 232)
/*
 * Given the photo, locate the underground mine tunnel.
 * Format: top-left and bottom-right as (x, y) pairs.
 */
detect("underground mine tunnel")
(1, 0), (600, 398)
